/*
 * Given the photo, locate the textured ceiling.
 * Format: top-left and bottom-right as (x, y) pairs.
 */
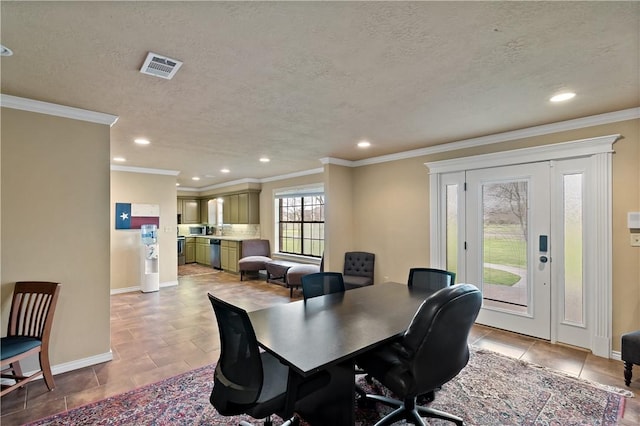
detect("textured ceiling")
(1, 1), (639, 189)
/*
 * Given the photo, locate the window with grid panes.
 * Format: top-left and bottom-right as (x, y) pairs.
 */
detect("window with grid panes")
(278, 195), (324, 257)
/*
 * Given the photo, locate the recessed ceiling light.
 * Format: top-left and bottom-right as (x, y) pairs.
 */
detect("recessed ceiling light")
(259, 157), (270, 163)
(176, 183), (180, 186)
(357, 140), (371, 148)
(192, 177), (200, 181)
(550, 92), (576, 102)
(221, 168), (230, 173)
(0, 44), (13, 56)
(134, 138), (150, 145)
(113, 157), (126, 162)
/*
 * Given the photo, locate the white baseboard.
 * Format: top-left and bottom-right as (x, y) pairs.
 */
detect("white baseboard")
(611, 350), (621, 361)
(1, 351), (114, 385)
(110, 280), (178, 295)
(52, 351), (114, 375)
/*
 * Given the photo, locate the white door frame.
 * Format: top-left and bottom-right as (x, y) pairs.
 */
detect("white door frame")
(426, 134), (619, 358)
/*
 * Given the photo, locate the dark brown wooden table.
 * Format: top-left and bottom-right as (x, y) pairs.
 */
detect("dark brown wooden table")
(248, 282), (434, 425)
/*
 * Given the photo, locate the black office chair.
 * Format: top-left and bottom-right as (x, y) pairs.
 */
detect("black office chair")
(208, 293), (298, 426)
(301, 272), (345, 301)
(299, 272), (371, 400)
(408, 267), (456, 290)
(407, 267), (456, 404)
(357, 284), (482, 426)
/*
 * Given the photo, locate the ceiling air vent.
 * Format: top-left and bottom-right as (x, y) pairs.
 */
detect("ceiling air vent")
(139, 52), (183, 80)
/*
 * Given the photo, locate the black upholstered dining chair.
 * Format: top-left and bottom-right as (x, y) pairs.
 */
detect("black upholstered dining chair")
(407, 267), (456, 291)
(357, 284), (482, 426)
(301, 272), (345, 301)
(208, 293), (298, 426)
(343, 251), (375, 290)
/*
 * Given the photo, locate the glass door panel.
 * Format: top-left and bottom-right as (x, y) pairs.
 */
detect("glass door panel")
(481, 181), (529, 314)
(467, 162), (551, 339)
(446, 184), (459, 276)
(554, 158), (591, 348)
(563, 173), (584, 325)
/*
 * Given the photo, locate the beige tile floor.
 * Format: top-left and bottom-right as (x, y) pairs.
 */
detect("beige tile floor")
(1, 269), (638, 425)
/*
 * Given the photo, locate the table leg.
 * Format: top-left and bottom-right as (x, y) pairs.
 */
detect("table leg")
(293, 361), (355, 426)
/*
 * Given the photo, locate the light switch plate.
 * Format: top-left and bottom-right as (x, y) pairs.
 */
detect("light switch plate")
(631, 234), (640, 247)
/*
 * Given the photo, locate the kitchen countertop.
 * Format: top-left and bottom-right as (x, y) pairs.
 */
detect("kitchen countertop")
(181, 235), (256, 241)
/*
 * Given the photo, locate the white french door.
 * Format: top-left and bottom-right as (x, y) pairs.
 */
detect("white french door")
(427, 135), (617, 356)
(466, 162), (551, 339)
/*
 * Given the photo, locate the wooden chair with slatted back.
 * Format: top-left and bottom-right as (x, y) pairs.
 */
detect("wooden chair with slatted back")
(1, 281), (61, 396)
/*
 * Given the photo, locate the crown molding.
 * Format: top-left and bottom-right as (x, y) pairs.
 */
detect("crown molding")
(110, 165), (180, 176)
(0, 94), (119, 126)
(177, 169), (324, 192)
(353, 107), (640, 167)
(179, 177), (262, 192)
(197, 177), (262, 192)
(259, 167), (324, 183)
(319, 157), (353, 167)
(179, 104), (636, 189)
(425, 134), (620, 174)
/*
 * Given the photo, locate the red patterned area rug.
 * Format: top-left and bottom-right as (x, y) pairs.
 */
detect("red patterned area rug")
(27, 348), (632, 426)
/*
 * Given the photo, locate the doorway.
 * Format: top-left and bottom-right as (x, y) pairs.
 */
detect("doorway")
(466, 162), (551, 339)
(427, 135), (617, 356)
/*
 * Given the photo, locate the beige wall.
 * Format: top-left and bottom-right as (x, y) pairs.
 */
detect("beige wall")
(352, 157), (431, 283)
(324, 164), (354, 271)
(351, 119), (640, 351)
(110, 171), (178, 290)
(1, 108), (111, 366)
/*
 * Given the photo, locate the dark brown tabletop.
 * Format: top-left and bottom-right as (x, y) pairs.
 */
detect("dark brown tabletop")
(248, 282), (433, 376)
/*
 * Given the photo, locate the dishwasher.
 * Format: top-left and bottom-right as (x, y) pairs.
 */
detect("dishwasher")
(210, 239), (221, 269)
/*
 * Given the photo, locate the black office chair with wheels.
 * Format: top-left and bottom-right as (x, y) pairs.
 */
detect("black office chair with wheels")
(301, 272), (345, 301)
(408, 267), (456, 290)
(406, 267), (457, 403)
(208, 293), (298, 426)
(357, 284), (482, 426)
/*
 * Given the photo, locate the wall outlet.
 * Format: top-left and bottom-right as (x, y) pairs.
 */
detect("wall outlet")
(631, 234), (640, 247)
(383, 276), (389, 282)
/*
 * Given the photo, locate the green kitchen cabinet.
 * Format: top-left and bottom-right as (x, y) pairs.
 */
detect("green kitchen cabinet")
(196, 237), (211, 265)
(222, 191), (259, 224)
(185, 237), (196, 263)
(178, 198), (200, 224)
(221, 240), (240, 272)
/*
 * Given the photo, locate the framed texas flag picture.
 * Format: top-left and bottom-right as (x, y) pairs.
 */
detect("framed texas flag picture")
(115, 203), (160, 230)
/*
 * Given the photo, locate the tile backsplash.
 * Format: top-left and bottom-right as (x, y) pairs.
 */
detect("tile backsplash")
(220, 224), (261, 238)
(178, 223), (260, 238)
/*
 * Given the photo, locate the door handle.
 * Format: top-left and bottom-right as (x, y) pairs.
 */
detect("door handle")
(540, 256), (548, 263)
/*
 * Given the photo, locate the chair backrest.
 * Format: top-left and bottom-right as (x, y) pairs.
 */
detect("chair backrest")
(407, 268), (455, 291)
(402, 284), (481, 393)
(208, 293), (263, 415)
(7, 282), (61, 344)
(241, 239), (270, 258)
(343, 252), (375, 279)
(301, 272), (345, 300)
